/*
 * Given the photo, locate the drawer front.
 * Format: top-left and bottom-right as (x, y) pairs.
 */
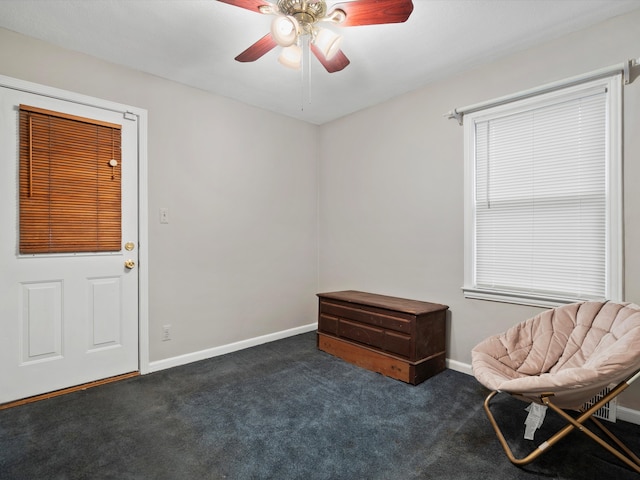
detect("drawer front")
(384, 330), (412, 358)
(318, 313), (338, 335)
(339, 319), (384, 350)
(320, 301), (412, 334)
(329, 319), (412, 359)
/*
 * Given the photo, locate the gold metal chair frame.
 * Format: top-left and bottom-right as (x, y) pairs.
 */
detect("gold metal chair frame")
(484, 370), (640, 473)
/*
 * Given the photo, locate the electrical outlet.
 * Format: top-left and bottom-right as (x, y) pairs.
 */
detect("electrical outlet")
(162, 324), (171, 341)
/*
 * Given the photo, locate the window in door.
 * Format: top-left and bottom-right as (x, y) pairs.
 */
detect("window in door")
(19, 104), (122, 254)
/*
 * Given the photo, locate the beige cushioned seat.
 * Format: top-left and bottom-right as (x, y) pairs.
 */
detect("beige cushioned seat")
(472, 301), (640, 410)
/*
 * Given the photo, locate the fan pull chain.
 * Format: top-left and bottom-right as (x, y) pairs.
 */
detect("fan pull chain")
(307, 38), (312, 106)
(300, 36), (310, 111)
(301, 35), (312, 109)
(300, 38), (304, 111)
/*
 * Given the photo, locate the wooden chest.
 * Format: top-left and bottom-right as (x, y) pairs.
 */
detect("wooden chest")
(317, 290), (448, 385)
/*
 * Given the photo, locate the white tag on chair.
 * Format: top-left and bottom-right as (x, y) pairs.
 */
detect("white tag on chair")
(524, 403), (548, 440)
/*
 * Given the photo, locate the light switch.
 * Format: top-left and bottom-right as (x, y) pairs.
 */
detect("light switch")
(159, 208), (169, 224)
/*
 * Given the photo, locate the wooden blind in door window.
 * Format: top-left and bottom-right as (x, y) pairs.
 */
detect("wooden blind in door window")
(19, 105), (122, 254)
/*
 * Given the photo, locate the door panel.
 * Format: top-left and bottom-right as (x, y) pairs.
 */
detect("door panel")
(0, 86), (139, 404)
(88, 276), (122, 349)
(21, 281), (63, 362)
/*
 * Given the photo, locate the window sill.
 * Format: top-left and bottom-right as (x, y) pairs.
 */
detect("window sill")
(461, 287), (602, 309)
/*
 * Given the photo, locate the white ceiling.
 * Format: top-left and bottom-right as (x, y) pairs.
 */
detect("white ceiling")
(0, 0), (639, 124)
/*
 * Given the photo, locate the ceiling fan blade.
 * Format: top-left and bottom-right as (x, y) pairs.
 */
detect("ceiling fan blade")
(310, 44), (350, 73)
(217, 0), (273, 14)
(235, 33), (278, 62)
(328, 0), (414, 27)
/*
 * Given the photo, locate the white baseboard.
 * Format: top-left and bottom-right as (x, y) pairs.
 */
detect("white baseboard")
(148, 323), (318, 373)
(617, 405), (640, 425)
(446, 358), (473, 376)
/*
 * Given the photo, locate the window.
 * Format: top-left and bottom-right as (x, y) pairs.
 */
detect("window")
(463, 75), (622, 307)
(19, 104), (122, 254)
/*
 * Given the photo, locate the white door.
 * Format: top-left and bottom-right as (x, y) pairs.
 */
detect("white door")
(0, 84), (139, 404)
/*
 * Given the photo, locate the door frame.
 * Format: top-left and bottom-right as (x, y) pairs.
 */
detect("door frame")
(0, 73), (150, 375)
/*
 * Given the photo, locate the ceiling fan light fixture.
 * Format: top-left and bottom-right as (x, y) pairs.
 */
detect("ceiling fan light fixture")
(278, 44), (302, 70)
(258, 5), (276, 15)
(324, 8), (346, 24)
(313, 27), (342, 60)
(270, 15), (300, 47)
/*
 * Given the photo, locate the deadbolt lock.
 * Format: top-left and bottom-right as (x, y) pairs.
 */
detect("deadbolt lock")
(125, 242), (135, 251)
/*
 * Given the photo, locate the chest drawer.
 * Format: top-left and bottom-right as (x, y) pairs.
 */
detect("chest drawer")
(338, 319), (412, 358)
(319, 300), (412, 334)
(339, 319), (384, 348)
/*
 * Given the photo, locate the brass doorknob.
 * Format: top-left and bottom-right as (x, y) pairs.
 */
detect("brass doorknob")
(124, 259), (135, 269)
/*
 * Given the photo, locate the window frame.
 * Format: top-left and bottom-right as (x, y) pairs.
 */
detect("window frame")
(462, 75), (623, 308)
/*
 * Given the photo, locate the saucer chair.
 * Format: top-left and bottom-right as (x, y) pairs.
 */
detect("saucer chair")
(472, 301), (640, 473)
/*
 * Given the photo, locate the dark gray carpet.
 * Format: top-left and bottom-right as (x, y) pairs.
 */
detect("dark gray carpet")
(1, 332), (639, 479)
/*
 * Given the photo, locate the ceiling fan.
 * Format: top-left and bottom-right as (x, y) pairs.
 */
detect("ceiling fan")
(218, 0), (414, 73)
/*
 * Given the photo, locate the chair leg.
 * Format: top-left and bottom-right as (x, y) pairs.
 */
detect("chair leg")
(484, 386), (640, 473)
(543, 398), (640, 473)
(483, 390), (576, 466)
(590, 416), (640, 466)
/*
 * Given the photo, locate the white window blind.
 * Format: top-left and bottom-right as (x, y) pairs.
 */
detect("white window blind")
(464, 76), (622, 306)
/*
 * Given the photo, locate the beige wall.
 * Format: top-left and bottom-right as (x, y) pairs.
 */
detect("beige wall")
(319, 8), (640, 408)
(0, 28), (320, 363)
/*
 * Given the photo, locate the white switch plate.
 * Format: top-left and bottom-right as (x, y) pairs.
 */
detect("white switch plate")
(159, 208), (169, 224)
(162, 324), (171, 341)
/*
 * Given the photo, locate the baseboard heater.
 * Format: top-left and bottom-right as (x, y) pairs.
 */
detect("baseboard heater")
(584, 384), (618, 422)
